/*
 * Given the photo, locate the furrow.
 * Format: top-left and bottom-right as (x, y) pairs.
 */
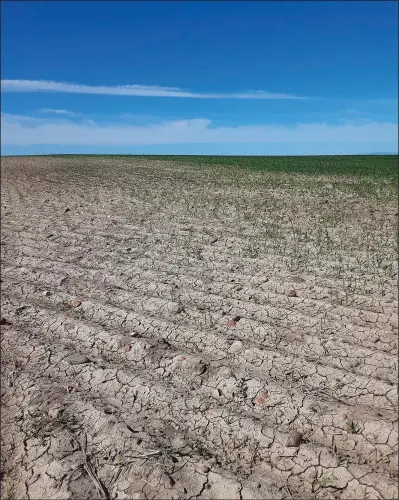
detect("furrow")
(2, 265), (397, 385)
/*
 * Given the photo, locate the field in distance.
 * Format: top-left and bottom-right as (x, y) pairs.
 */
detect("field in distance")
(46, 153), (398, 178)
(1, 155), (398, 499)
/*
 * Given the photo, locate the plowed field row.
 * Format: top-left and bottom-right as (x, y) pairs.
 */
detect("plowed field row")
(1, 156), (397, 499)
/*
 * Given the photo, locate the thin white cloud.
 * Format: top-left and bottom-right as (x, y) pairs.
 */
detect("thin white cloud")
(40, 108), (82, 116)
(364, 98), (398, 106)
(345, 98), (398, 114)
(1, 112), (38, 123)
(343, 108), (361, 114)
(1, 113), (397, 150)
(1, 79), (307, 100)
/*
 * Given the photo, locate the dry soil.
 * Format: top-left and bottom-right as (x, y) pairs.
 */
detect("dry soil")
(1, 156), (398, 499)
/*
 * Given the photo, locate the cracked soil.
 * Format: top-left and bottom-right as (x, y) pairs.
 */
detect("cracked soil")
(1, 156), (398, 499)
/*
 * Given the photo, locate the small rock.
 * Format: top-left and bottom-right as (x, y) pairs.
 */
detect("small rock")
(228, 340), (243, 353)
(286, 430), (302, 447)
(66, 353), (91, 365)
(69, 300), (82, 308)
(64, 208), (70, 213)
(286, 289), (297, 298)
(226, 320), (236, 327)
(46, 233), (54, 239)
(254, 391), (269, 406)
(123, 344), (131, 352)
(43, 290), (51, 297)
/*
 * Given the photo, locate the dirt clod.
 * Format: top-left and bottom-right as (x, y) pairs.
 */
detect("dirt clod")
(66, 353), (91, 365)
(69, 299), (82, 308)
(212, 388), (221, 398)
(286, 289), (298, 297)
(48, 406), (63, 419)
(119, 337), (132, 347)
(254, 391), (269, 406)
(228, 340), (243, 353)
(286, 430), (302, 447)
(226, 320), (236, 327)
(291, 276), (306, 283)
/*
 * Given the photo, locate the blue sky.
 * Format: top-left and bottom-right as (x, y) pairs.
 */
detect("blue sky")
(1, 1), (398, 156)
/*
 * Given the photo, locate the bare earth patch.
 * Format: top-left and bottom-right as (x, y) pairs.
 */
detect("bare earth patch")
(1, 156), (397, 499)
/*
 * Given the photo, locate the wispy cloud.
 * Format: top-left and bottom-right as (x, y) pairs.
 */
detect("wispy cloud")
(344, 98), (398, 114)
(363, 98), (398, 106)
(343, 108), (361, 114)
(1, 79), (307, 100)
(40, 108), (83, 116)
(1, 113), (397, 152)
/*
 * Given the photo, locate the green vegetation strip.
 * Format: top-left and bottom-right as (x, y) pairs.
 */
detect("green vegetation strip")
(136, 155), (398, 179)
(5, 154), (398, 179)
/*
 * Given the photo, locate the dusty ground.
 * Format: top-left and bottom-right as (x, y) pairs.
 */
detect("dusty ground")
(1, 156), (398, 499)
